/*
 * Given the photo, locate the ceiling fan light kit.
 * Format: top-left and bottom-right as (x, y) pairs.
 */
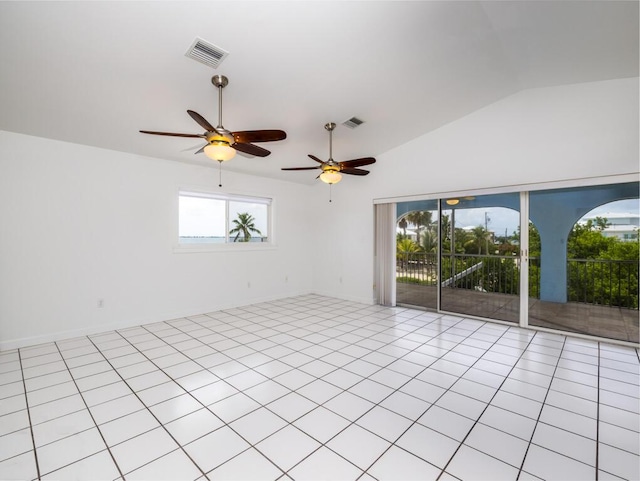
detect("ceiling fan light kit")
(319, 169), (342, 184)
(282, 122), (376, 198)
(140, 75), (286, 186)
(204, 141), (236, 162)
(204, 138), (236, 162)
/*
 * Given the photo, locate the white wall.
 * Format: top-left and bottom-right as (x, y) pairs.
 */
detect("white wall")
(311, 78), (640, 303)
(2, 78), (638, 349)
(310, 178), (379, 305)
(0, 132), (314, 349)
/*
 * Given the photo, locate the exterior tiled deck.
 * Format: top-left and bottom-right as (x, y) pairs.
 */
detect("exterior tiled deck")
(397, 284), (639, 344)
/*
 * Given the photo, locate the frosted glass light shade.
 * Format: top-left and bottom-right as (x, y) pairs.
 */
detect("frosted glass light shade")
(320, 171), (342, 184)
(204, 142), (236, 162)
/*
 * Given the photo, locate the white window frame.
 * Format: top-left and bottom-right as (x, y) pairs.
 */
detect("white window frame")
(174, 188), (276, 253)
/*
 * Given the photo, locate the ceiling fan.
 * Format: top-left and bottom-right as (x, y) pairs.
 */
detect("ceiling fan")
(140, 75), (286, 185)
(282, 122), (375, 186)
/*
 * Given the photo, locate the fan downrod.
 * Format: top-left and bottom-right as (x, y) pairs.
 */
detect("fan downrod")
(211, 75), (229, 89)
(324, 122), (337, 161)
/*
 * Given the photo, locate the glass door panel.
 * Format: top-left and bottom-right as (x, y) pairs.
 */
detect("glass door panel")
(396, 200), (439, 309)
(528, 182), (639, 343)
(440, 193), (521, 323)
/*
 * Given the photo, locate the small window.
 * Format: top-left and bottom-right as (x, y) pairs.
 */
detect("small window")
(179, 191), (271, 244)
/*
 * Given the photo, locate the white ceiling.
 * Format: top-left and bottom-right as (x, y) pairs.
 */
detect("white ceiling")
(0, 1), (637, 184)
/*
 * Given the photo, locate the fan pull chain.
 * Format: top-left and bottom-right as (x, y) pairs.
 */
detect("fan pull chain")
(329, 183), (332, 202)
(218, 161), (223, 187)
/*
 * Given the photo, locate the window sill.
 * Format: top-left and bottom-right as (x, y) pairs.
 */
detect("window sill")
(173, 243), (277, 254)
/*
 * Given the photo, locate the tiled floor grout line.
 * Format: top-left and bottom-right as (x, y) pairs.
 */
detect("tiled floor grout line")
(185, 312), (325, 371)
(152, 312), (322, 401)
(209, 299), (401, 468)
(181, 306), (385, 404)
(17, 349), (41, 481)
(21, 326), (620, 454)
(49, 340), (126, 480)
(130, 324), (290, 478)
(589, 344), (640, 474)
(3, 295), (638, 480)
(515, 335), (569, 479)
(429, 327), (540, 480)
(84, 335), (212, 481)
(157, 307), (383, 478)
(114, 308), (584, 474)
(166, 304), (476, 478)
(352, 318), (500, 481)
(267, 309), (447, 478)
(265, 308), (443, 474)
(290, 314), (493, 479)
(17, 393), (88, 440)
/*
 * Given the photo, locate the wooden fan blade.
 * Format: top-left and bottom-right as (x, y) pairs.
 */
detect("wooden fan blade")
(341, 168), (370, 176)
(339, 157), (376, 168)
(187, 110), (218, 133)
(233, 130), (287, 143)
(194, 145), (206, 155)
(281, 166), (321, 171)
(139, 130), (205, 138)
(308, 154), (325, 164)
(233, 142), (271, 157)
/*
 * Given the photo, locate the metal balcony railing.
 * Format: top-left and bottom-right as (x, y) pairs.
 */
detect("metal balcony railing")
(396, 252), (638, 309)
(567, 258), (639, 309)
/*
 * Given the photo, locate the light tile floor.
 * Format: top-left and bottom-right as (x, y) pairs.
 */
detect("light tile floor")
(1, 294), (639, 481)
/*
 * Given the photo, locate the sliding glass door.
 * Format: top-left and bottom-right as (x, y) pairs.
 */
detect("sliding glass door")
(395, 200), (439, 310)
(439, 193), (521, 323)
(391, 179), (638, 343)
(528, 182), (639, 343)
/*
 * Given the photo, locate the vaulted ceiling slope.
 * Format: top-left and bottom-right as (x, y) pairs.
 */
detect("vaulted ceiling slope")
(0, 1), (637, 183)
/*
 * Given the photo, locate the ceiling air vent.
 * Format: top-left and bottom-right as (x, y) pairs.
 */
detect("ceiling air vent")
(185, 38), (229, 69)
(342, 117), (364, 129)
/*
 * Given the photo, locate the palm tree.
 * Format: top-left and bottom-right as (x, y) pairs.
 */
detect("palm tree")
(396, 237), (420, 271)
(421, 230), (437, 253)
(398, 216), (408, 239)
(440, 214), (451, 251)
(455, 228), (472, 253)
(406, 211), (432, 245)
(469, 225), (490, 254)
(397, 237), (420, 255)
(229, 212), (262, 242)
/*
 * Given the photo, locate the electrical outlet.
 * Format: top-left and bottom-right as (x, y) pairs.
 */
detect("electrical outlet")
(97, 299), (104, 308)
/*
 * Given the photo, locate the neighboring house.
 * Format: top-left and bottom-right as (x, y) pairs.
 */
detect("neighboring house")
(396, 227), (418, 242)
(584, 212), (640, 241)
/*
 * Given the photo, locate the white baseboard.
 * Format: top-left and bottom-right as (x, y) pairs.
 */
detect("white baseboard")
(0, 290), (313, 351)
(310, 289), (376, 306)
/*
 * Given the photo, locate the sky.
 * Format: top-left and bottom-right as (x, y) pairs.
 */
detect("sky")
(404, 199), (639, 239)
(179, 196), (268, 237)
(584, 199), (639, 218)
(453, 208), (519, 237)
